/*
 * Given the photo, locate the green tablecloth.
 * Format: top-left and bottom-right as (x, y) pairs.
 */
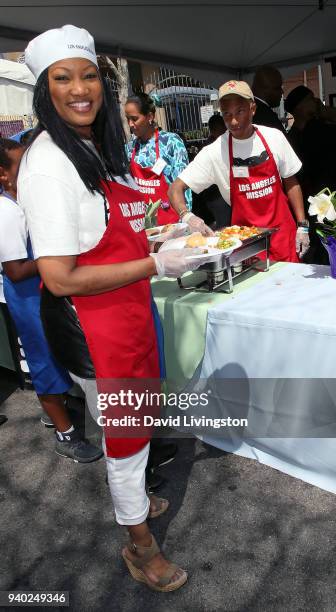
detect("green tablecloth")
(0, 263), (284, 377)
(152, 263), (284, 382)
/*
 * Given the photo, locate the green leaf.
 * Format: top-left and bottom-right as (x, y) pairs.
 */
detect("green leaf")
(145, 199), (162, 228)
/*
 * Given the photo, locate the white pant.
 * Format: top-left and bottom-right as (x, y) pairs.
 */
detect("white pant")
(70, 373), (150, 526)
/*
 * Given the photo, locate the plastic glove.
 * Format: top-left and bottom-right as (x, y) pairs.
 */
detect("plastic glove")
(154, 224), (188, 243)
(296, 227), (310, 258)
(183, 212), (214, 236)
(150, 248), (216, 279)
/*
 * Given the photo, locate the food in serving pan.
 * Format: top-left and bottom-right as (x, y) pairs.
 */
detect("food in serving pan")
(216, 237), (237, 250)
(217, 225), (260, 241)
(185, 232), (208, 248)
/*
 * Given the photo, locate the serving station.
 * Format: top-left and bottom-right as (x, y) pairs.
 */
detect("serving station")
(178, 227), (278, 293)
(152, 261), (336, 495)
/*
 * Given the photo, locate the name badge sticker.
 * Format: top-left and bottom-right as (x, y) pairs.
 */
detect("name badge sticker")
(233, 166), (249, 178)
(152, 157), (167, 176)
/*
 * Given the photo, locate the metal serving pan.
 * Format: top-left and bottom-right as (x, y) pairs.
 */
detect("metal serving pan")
(177, 227), (278, 293)
(200, 227), (277, 272)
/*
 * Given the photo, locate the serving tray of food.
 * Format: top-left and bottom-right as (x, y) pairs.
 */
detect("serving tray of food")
(177, 225), (278, 293)
(159, 231), (242, 259)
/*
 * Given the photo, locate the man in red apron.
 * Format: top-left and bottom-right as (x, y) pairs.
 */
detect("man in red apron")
(168, 80), (310, 262)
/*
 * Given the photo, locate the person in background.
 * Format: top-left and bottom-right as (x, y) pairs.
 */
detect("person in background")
(125, 93), (192, 224)
(0, 138), (103, 461)
(0, 237), (13, 426)
(18, 25), (215, 592)
(20, 129), (34, 146)
(168, 80), (310, 262)
(285, 86), (318, 186)
(252, 65), (287, 134)
(0, 245), (8, 428)
(10, 128), (34, 146)
(206, 113), (226, 145)
(198, 114), (231, 228)
(285, 85), (336, 177)
(285, 85), (336, 264)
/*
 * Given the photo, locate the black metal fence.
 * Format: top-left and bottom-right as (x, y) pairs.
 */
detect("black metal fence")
(143, 66), (219, 147)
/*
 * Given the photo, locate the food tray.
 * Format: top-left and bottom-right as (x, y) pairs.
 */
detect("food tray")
(177, 227), (278, 293)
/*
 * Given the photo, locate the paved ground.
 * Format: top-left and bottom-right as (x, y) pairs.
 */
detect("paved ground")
(1, 386), (336, 612)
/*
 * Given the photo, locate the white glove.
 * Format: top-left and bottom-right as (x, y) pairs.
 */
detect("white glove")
(150, 248), (216, 278)
(183, 212), (214, 236)
(154, 224), (188, 243)
(296, 227), (310, 258)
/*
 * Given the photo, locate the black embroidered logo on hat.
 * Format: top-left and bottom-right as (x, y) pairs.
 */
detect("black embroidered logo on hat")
(67, 44), (94, 55)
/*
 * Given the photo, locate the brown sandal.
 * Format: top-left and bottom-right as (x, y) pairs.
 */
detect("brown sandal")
(122, 535), (187, 592)
(148, 495), (169, 519)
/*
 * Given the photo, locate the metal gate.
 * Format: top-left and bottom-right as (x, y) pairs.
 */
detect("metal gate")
(143, 67), (218, 146)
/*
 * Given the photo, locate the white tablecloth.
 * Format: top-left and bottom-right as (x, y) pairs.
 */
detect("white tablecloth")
(192, 263), (336, 493)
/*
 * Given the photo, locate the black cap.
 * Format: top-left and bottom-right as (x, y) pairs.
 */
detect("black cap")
(284, 85), (313, 114)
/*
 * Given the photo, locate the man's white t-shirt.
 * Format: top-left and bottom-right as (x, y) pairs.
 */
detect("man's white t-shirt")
(18, 131), (139, 259)
(0, 194), (28, 303)
(179, 124), (302, 205)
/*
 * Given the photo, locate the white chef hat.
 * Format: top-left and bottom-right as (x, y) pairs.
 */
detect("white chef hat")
(25, 24), (98, 80)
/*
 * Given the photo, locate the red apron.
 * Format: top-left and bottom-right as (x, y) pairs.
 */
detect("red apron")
(129, 128), (179, 225)
(71, 181), (160, 458)
(229, 127), (298, 262)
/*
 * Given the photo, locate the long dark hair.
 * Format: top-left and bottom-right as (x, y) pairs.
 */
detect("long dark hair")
(31, 69), (128, 195)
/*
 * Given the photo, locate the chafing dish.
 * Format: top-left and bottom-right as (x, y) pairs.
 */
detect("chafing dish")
(178, 227), (278, 293)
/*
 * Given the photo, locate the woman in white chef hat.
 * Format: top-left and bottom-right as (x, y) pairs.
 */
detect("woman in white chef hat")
(17, 24), (212, 591)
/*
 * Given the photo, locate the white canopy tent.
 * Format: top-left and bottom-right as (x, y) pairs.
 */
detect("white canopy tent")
(0, 59), (35, 115)
(0, 1), (335, 86)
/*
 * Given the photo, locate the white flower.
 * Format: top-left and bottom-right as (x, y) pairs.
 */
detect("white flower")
(308, 193), (336, 223)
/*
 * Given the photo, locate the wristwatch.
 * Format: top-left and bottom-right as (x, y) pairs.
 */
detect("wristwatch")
(177, 207), (189, 219)
(297, 220), (309, 228)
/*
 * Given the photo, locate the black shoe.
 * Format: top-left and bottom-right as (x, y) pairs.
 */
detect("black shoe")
(0, 415), (8, 426)
(148, 441), (178, 469)
(146, 468), (167, 494)
(55, 430), (103, 463)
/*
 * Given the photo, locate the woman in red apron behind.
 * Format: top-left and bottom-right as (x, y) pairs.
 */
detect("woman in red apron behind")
(17, 25), (211, 593)
(125, 93), (192, 225)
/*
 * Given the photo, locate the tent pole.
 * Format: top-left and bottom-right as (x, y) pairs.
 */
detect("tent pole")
(318, 64), (324, 102)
